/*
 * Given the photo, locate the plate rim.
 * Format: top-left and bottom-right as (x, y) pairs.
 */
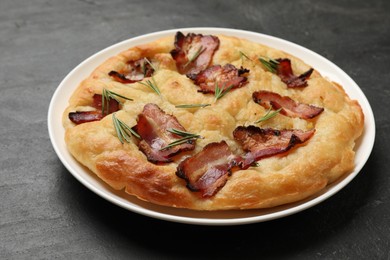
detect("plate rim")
(48, 27), (376, 226)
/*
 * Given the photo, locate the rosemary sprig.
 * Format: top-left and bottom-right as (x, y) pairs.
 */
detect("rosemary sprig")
(167, 128), (202, 137)
(112, 113), (140, 144)
(143, 57), (157, 74)
(159, 137), (195, 151)
(160, 128), (202, 151)
(254, 107), (282, 123)
(139, 77), (161, 97)
(239, 51), (251, 63)
(101, 88), (133, 115)
(141, 59), (147, 76)
(175, 104), (211, 108)
(214, 83), (234, 102)
(184, 46), (205, 67)
(259, 57), (279, 73)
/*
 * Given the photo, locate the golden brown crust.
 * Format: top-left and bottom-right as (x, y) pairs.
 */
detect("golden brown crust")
(63, 34), (364, 210)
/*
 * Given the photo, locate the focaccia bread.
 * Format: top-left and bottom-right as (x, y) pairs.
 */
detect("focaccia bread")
(63, 32), (364, 210)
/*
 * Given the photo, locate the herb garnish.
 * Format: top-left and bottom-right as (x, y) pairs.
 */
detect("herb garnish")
(175, 104), (211, 108)
(239, 51), (252, 63)
(101, 88), (133, 115)
(254, 107), (282, 123)
(184, 46), (205, 67)
(214, 83), (234, 102)
(259, 57), (279, 73)
(159, 128), (203, 151)
(112, 113), (140, 143)
(139, 77), (161, 97)
(143, 57), (157, 74)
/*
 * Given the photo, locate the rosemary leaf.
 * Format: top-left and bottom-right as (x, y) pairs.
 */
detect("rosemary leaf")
(112, 113), (124, 143)
(102, 88), (133, 115)
(144, 57), (157, 73)
(214, 83), (234, 102)
(259, 57), (279, 73)
(167, 128), (202, 138)
(184, 46), (205, 67)
(159, 136), (195, 151)
(239, 51), (251, 62)
(160, 128), (202, 151)
(139, 77), (161, 97)
(175, 104), (211, 108)
(141, 59), (146, 76)
(112, 113), (140, 144)
(119, 119), (140, 139)
(254, 107), (282, 124)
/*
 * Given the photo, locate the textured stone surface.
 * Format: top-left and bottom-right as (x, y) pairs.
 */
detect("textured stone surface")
(1, 0), (389, 258)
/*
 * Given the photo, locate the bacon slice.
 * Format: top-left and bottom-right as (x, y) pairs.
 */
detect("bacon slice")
(189, 64), (249, 93)
(252, 91), (324, 119)
(133, 103), (195, 163)
(170, 31), (220, 76)
(233, 126), (315, 169)
(109, 58), (154, 84)
(68, 94), (119, 124)
(92, 94), (120, 113)
(176, 141), (237, 197)
(68, 111), (103, 124)
(275, 58), (313, 88)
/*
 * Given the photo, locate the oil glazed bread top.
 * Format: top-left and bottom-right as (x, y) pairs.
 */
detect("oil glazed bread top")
(63, 32), (364, 210)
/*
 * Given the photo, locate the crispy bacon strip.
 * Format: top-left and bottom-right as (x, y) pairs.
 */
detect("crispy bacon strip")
(275, 58), (313, 88)
(68, 94), (119, 124)
(109, 58), (154, 84)
(68, 111), (103, 124)
(190, 64), (249, 93)
(170, 31), (220, 76)
(176, 141), (237, 197)
(92, 94), (120, 113)
(233, 126), (315, 169)
(252, 90), (324, 119)
(133, 103), (195, 163)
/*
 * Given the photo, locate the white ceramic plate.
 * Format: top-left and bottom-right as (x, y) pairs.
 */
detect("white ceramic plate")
(48, 28), (375, 226)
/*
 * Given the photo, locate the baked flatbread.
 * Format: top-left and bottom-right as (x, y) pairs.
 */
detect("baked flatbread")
(63, 32), (364, 210)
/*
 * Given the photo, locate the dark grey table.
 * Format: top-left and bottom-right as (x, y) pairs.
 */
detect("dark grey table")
(1, 0), (389, 259)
